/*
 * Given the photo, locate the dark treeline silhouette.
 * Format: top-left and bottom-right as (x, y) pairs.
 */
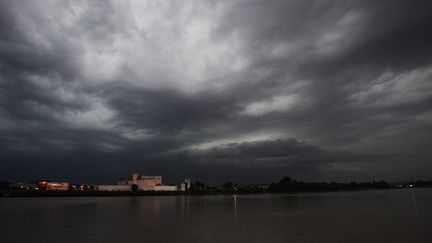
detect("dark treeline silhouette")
(268, 176), (390, 192)
(205, 177), (394, 194)
(0, 180), (10, 189)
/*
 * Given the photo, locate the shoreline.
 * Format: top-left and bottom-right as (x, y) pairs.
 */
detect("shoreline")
(2, 186), (430, 198)
(0, 190), (188, 197)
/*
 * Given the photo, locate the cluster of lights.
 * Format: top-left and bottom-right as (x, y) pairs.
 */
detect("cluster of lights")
(19, 185), (39, 190)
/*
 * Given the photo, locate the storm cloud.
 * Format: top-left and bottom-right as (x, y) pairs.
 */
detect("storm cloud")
(1, 0), (432, 184)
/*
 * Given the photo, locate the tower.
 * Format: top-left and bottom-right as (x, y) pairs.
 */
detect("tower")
(132, 172), (140, 185)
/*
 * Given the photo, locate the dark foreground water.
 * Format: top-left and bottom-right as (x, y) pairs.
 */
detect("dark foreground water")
(1, 189), (432, 243)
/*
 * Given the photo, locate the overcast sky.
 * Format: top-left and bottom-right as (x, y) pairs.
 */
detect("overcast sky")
(1, 0), (432, 184)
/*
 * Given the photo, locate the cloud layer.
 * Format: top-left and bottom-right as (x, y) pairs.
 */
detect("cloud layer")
(1, 0), (432, 183)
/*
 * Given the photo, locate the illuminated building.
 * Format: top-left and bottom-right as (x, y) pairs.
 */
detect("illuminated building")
(117, 172), (177, 191)
(180, 178), (191, 191)
(38, 181), (69, 191)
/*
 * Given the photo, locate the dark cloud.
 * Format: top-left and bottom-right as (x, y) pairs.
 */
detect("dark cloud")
(1, 0), (432, 184)
(179, 139), (378, 174)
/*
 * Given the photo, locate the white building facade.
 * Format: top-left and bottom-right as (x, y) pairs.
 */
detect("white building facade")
(96, 185), (131, 191)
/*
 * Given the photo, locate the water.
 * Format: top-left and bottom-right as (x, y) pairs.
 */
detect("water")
(1, 189), (432, 242)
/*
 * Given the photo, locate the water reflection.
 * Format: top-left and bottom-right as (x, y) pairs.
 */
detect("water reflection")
(234, 194), (237, 219)
(411, 192), (418, 216)
(0, 189), (431, 242)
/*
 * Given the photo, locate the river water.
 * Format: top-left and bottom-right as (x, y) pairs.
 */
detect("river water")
(1, 188), (431, 242)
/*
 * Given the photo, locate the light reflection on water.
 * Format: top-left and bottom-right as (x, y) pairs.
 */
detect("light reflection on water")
(1, 189), (432, 242)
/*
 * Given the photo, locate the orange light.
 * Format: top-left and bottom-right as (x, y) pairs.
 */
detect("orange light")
(38, 181), (48, 188)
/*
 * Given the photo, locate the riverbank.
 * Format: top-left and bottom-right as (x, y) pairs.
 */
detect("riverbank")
(2, 187), (426, 197)
(0, 190), (188, 197)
